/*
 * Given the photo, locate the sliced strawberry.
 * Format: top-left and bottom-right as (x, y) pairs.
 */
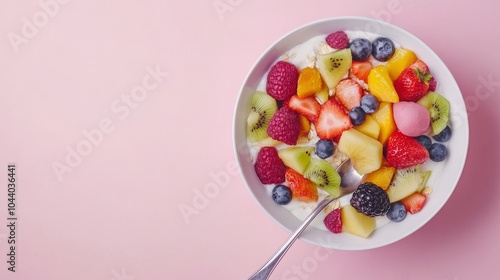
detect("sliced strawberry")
(315, 99), (352, 140)
(288, 95), (320, 123)
(386, 131), (429, 168)
(351, 61), (373, 82)
(400, 193), (426, 214)
(285, 168), (318, 202)
(335, 79), (363, 110)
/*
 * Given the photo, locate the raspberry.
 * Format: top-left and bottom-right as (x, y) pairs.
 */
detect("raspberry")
(254, 147), (286, 184)
(324, 208), (342, 233)
(266, 107), (300, 145)
(428, 76), (437, 91)
(266, 61), (299, 100)
(350, 183), (390, 217)
(326, 31), (349, 49)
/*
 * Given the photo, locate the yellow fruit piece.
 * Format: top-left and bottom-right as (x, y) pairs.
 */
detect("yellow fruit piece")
(354, 115), (380, 139)
(314, 81), (329, 104)
(341, 205), (376, 238)
(367, 65), (399, 103)
(386, 48), (418, 80)
(371, 102), (397, 145)
(298, 115), (310, 137)
(362, 166), (396, 190)
(337, 128), (382, 175)
(297, 67), (323, 98)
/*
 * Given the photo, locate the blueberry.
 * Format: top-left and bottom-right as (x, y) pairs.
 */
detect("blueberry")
(429, 143), (448, 162)
(371, 37), (395, 62)
(386, 202), (407, 222)
(348, 106), (366, 126)
(349, 38), (372, 61)
(272, 185), (292, 205)
(360, 94), (380, 113)
(414, 135), (432, 150)
(433, 126), (452, 142)
(315, 139), (335, 159)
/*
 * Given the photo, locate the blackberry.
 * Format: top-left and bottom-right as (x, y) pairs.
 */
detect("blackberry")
(350, 183), (390, 217)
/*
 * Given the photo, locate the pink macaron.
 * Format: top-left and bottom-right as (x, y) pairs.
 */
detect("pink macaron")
(393, 102), (430, 137)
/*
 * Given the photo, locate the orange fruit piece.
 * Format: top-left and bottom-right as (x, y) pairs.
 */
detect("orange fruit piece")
(297, 67), (323, 98)
(371, 102), (397, 145)
(367, 65), (399, 103)
(362, 166), (396, 190)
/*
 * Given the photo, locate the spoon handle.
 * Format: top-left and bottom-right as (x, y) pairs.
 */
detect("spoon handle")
(248, 195), (336, 280)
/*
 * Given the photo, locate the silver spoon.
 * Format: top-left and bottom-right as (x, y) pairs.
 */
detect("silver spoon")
(248, 159), (362, 280)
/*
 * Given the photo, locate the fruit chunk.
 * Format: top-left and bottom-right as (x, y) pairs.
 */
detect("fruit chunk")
(315, 99), (352, 140)
(324, 208), (342, 233)
(266, 61), (299, 100)
(341, 205), (376, 238)
(400, 193), (426, 214)
(303, 158), (340, 197)
(288, 95), (320, 123)
(367, 65), (399, 103)
(297, 67), (323, 98)
(394, 63), (432, 102)
(277, 146), (314, 175)
(417, 92), (450, 135)
(386, 48), (417, 80)
(386, 131), (429, 168)
(326, 31), (349, 49)
(362, 165), (396, 190)
(351, 61), (372, 82)
(298, 115), (310, 138)
(370, 102), (397, 145)
(350, 183), (390, 217)
(254, 147), (286, 184)
(246, 91), (278, 142)
(386, 165), (426, 202)
(285, 168), (318, 202)
(337, 128), (383, 175)
(354, 115), (380, 139)
(393, 101), (431, 137)
(335, 78), (363, 110)
(314, 82), (330, 104)
(267, 107), (300, 145)
(317, 49), (352, 89)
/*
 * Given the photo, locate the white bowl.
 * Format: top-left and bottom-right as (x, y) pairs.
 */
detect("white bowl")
(232, 16), (469, 250)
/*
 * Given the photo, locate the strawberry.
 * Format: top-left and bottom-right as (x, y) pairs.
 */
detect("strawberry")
(285, 168), (318, 202)
(351, 61), (373, 82)
(386, 131), (429, 168)
(315, 99), (352, 140)
(335, 79), (363, 110)
(254, 147), (286, 184)
(324, 208), (342, 233)
(266, 61), (299, 100)
(267, 107), (300, 145)
(288, 95), (320, 123)
(400, 193), (427, 214)
(394, 61), (432, 102)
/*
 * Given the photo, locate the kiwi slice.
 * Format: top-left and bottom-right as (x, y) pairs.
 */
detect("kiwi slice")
(386, 165), (425, 202)
(317, 49), (352, 89)
(246, 91), (277, 142)
(277, 146), (314, 175)
(417, 92), (450, 135)
(416, 170), (432, 193)
(303, 158), (340, 197)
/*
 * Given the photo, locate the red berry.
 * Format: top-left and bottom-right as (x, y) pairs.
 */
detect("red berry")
(386, 131), (429, 168)
(428, 76), (437, 91)
(326, 31), (349, 49)
(254, 147), (286, 184)
(324, 208), (342, 233)
(400, 193), (427, 214)
(315, 99), (352, 140)
(267, 107), (300, 145)
(335, 78), (363, 110)
(288, 95), (320, 123)
(266, 61), (299, 100)
(285, 168), (318, 202)
(394, 61), (432, 102)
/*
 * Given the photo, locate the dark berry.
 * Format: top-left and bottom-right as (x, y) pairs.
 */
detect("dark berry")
(326, 31), (349, 49)
(360, 93), (380, 113)
(315, 139), (335, 159)
(386, 202), (407, 222)
(428, 76), (437, 91)
(432, 126), (452, 142)
(414, 135), (432, 150)
(350, 183), (390, 217)
(272, 185), (292, 205)
(348, 106), (366, 126)
(371, 37), (395, 62)
(429, 143), (448, 162)
(349, 38), (372, 61)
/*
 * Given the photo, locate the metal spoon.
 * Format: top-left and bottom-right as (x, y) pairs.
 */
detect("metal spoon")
(248, 159), (362, 280)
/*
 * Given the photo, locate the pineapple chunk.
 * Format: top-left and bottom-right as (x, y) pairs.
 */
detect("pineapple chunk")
(354, 115), (380, 139)
(371, 102), (397, 145)
(341, 205), (376, 238)
(337, 128), (383, 175)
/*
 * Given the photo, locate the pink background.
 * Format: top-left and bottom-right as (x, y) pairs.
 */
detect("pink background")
(0, 0), (499, 279)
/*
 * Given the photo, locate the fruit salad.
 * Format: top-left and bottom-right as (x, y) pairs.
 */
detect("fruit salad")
(246, 30), (452, 238)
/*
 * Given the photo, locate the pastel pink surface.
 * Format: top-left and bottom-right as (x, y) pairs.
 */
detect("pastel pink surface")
(393, 101), (430, 136)
(0, 1), (499, 280)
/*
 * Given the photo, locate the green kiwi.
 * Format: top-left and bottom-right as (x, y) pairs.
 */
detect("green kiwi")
(303, 158), (340, 197)
(246, 91), (277, 142)
(277, 146), (314, 175)
(317, 48), (352, 89)
(417, 92), (450, 135)
(386, 165), (428, 202)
